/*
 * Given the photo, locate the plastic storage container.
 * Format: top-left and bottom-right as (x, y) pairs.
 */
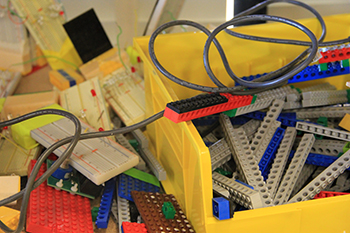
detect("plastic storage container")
(134, 14), (350, 233)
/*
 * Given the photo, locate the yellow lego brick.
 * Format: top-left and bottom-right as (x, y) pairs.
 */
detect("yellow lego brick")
(0, 206), (20, 233)
(11, 104), (66, 149)
(339, 113), (350, 132)
(49, 67), (85, 91)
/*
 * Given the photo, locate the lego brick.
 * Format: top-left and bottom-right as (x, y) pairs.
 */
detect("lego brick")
(296, 121), (350, 141)
(283, 101), (302, 110)
(49, 67), (85, 91)
(203, 133), (219, 143)
(239, 119), (261, 139)
(212, 181), (230, 199)
(302, 96), (348, 108)
(314, 191), (350, 199)
(31, 118), (139, 185)
(0, 70), (21, 98)
(164, 93), (254, 123)
(26, 160), (93, 233)
(115, 133), (147, 171)
(291, 164), (317, 197)
(259, 127), (285, 179)
(0, 138), (40, 176)
(162, 202), (176, 219)
(110, 199), (118, 222)
(103, 68), (145, 126)
(132, 129), (149, 149)
(299, 82), (336, 92)
(123, 168), (160, 187)
(212, 172), (263, 209)
(253, 120), (280, 162)
(273, 134), (315, 205)
(266, 127), (297, 198)
(302, 90), (349, 100)
(60, 77), (112, 131)
(0, 176), (20, 206)
(295, 106), (350, 119)
(289, 61), (350, 84)
(11, 103), (66, 149)
(0, 206), (20, 233)
(209, 138), (232, 171)
(250, 99), (284, 153)
(220, 114), (273, 207)
(122, 222), (148, 233)
(95, 178), (116, 228)
(1, 91), (58, 120)
(289, 148), (350, 203)
(212, 197), (231, 220)
(339, 113), (350, 131)
(139, 147), (167, 181)
(118, 173), (160, 202)
(319, 46), (350, 63)
(131, 191), (196, 233)
(117, 186), (131, 233)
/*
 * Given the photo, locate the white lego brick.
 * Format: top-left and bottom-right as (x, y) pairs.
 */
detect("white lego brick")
(296, 122), (350, 141)
(266, 127), (297, 198)
(273, 134), (315, 205)
(300, 82), (336, 92)
(291, 164), (317, 197)
(117, 186), (130, 232)
(310, 139), (346, 156)
(203, 133), (219, 143)
(220, 114), (273, 207)
(302, 96), (348, 108)
(296, 106), (350, 119)
(132, 129), (149, 149)
(212, 181), (230, 199)
(283, 101), (302, 110)
(31, 118), (139, 185)
(212, 172), (263, 209)
(288, 148), (350, 203)
(286, 93), (300, 102)
(139, 148), (167, 181)
(239, 119), (261, 139)
(209, 138), (232, 171)
(253, 120), (280, 162)
(234, 98), (274, 116)
(302, 90), (348, 100)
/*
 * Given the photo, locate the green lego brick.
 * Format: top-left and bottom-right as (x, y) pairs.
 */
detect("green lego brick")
(123, 167), (160, 187)
(162, 202), (176, 219)
(128, 139), (139, 152)
(223, 108), (237, 117)
(319, 63), (328, 71)
(11, 104), (66, 149)
(343, 142), (350, 153)
(91, 207), (99, 222)
(251, 95), (257, 104)
(214, 168), (232, 177)
(342, 59), (350, 68)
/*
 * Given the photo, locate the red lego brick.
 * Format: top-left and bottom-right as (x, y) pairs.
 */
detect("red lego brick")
(131, 191), (196, 233)
(319, 47), (350, 63)
(164, 93), (254, 123)
(313, 191), (350, 199)
(26, 160), (93, 233)
(122, 222), (148, 233)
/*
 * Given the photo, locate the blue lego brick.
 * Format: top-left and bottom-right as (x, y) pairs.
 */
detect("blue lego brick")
(118, 173), (160, 202)
(288, 61), (350, 84)
(95, 178), (116, 228)
(259, 127), (285, 179)
(234, 179), (254, 190)
(235, 61), (350, 86)
(212, 197), (231, 220)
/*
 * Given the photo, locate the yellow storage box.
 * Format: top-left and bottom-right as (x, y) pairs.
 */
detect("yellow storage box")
(134, 14), (350, 233)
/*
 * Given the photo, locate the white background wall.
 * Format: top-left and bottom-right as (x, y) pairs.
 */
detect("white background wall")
(60, 0), (350, 47)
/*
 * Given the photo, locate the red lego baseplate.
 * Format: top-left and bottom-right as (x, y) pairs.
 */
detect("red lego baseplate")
(26, 160), (93, 233)
(313, 191), (350, 199)
(131, 191), (195, 233)
(122, 222), (148, 233)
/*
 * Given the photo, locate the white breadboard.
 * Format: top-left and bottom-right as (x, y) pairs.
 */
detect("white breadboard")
(60, 77), (112, 131)
(0, 137), (40, 176)
(10, 0), (66, 52)
(30, 118), (139, 185)
(102, 69), (145, 126)
(0, 70), (21, 98)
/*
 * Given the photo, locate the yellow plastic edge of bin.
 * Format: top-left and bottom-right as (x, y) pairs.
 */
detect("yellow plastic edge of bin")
(134, 14), (350, 233)
(11, 103), (66, 150)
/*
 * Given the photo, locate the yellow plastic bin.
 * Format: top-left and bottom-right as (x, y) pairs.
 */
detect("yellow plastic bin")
(134, 14), (350, 233)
